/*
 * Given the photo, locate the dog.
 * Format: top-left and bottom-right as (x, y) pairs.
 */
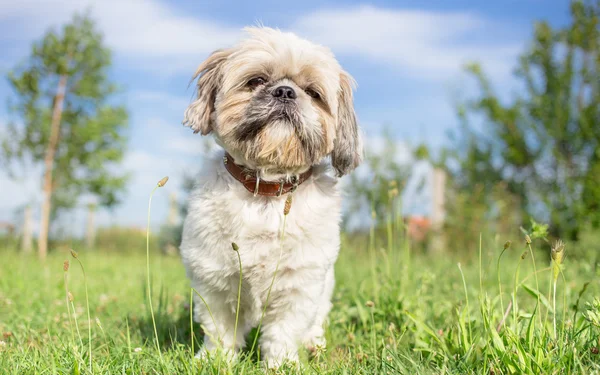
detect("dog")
(179, 26), (362, 368)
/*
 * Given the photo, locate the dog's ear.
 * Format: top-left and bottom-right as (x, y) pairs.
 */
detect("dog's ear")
(183, 49), (232, 135)
(331, 71), (363, 177)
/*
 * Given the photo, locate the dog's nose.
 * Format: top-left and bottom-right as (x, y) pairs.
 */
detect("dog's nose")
(272, 86), (297, 100)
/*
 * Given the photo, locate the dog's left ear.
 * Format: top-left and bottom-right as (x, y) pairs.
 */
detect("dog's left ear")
(331, 71), (363, 177)
(183, 49), (232, 135)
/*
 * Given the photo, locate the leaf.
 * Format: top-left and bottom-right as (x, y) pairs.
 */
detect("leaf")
(522, 284), (553, 313)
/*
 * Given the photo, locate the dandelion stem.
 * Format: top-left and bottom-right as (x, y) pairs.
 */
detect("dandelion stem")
(63, 269), (75, 347)
(190, 288), (195, 356)
(553, 278), (557, 337)
(70, 300), (84, 349)
(497, 241), (511, 319)
(146, 184), (162, 360)
(233, 244), (243, 353)
(71, 252), (92, 372)
(191, 288), (221, 344)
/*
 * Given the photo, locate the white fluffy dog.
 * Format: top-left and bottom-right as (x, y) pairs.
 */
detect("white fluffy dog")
(179, 26), (362, 367)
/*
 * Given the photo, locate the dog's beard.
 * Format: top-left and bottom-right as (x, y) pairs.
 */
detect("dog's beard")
(233, 95), (324, 169)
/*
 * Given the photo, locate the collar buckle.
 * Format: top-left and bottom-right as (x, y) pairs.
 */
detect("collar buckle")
(253, 172), (261, 197)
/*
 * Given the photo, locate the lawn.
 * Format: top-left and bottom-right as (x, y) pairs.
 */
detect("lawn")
(1, 230), (599, 374)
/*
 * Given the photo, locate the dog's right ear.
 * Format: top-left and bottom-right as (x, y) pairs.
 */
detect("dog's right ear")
(183, 49), (232, 135)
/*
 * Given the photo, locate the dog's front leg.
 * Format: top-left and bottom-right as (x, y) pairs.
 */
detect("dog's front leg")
(193, 286), (246, 361)
(258, 278), (323, 368)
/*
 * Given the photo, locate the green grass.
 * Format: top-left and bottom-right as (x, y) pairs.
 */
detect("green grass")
(0, 233), (599, 374)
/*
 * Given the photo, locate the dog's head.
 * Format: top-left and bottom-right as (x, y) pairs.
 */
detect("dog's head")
(183, 26), (362, 177)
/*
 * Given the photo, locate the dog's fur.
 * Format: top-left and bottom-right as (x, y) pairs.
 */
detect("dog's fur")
(179, 26), (362, 367)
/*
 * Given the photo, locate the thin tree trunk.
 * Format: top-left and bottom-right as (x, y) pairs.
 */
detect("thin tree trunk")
(21, 205), (32, 253)
(38, 75), (67, 259)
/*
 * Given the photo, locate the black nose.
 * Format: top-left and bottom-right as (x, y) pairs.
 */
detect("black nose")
(272, 85), (297, 100)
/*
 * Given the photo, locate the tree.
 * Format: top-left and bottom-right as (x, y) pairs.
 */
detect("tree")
(450, 0), (599, 240)
(1, 14), (129, 258)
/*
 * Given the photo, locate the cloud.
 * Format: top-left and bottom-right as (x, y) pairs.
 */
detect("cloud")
(1, 2), (521, 80)
(293, 6), (521, 80)
(0, 0), (240, 73)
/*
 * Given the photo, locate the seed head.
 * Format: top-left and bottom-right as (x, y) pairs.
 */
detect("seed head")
(551, 240), (565, 263)
(63, 260), (70, 272)
(283, 194), (293, 216)
(68, 292), (74, 302)
(552, 239), (565, 280)
(520, 251), (528, 260)
(365, 300), (375, 308)
(525, 234), (532, 245)
(157, 176), (169, 187)
(231, 242), (239, 252)
(70, 249), (78, 259)
(503, 241), (511, 250)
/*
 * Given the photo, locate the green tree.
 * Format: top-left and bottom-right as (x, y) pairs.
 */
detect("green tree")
(450, 0), (599, 240)
(1, 14), (129, 258)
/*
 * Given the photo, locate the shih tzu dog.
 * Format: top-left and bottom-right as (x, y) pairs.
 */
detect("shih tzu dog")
(179, 26), (362, 368)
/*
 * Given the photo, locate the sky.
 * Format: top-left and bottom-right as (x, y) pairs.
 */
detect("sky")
(0, 0), (571, 235)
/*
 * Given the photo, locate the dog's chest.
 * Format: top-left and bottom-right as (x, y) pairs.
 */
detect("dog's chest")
(203, 178), (340, 266)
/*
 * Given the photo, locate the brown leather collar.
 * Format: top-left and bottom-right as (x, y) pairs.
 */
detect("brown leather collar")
(223, 153), (312, 197)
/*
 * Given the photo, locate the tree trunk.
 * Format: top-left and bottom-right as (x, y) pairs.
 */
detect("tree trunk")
(21, 205), (33, 253)
(429, 167), (447, 253)
(38, 75), (67, 259)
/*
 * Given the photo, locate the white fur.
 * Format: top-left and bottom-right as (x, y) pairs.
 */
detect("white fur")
(180, 26), (361, 368)
(180, 152), (342, 367)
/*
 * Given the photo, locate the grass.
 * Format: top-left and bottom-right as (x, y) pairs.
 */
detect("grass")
(0, 230), (599, 373)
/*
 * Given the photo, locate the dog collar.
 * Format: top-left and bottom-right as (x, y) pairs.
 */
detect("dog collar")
(223, 153), (312, 197)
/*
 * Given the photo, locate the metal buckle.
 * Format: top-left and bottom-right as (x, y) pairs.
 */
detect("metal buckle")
(253, 172), (261, 197)
(276, 180), (285, 197)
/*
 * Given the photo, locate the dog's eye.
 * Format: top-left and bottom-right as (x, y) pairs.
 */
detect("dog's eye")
(305, 88), (320, 99)
(248, 77), (267, 88)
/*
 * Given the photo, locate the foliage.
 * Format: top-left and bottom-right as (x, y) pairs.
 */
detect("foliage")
(449, 0), (600, 240)
(345, 131), (412, 230)
(1, 13), (129, 217)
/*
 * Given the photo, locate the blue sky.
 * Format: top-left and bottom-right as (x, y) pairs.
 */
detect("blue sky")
(0, 0), (571, 234)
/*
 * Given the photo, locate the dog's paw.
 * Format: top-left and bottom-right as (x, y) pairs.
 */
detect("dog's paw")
(194, 346), (239, 363)
(260, 343), (299, 370)
(302, 326), (326, 357)
(263, 353), (300, 370)
(305, 338), (326, 359)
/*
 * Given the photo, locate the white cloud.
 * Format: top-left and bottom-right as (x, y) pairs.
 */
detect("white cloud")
(1, 2), (521, 80)
(0, 0), (240, 73)
(293, 6), (520, 80)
